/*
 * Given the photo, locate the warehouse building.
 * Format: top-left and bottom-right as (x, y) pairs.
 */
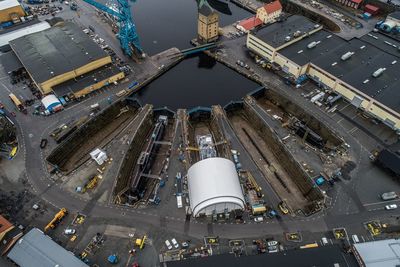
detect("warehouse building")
(0, 19), (50, 50)
(352, 238), (400, 266)
(9, 21), (125, 99)
(187, 157), (245, 217)
(0, 0), (25, 23)
(7, 228), (88, 267)
(247, 15), (400, 131)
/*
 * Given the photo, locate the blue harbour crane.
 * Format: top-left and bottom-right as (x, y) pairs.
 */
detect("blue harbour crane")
(82, 0), (143, 57)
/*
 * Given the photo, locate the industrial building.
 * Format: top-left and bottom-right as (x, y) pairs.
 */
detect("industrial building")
(352, 238), (400, 266)
(247, 15), (400, 131)
(187, 157), (245, 217)
(7, 228), (89, 267)
(8, 21), (125, 99)
(0, 0), (25, 23)
(0, 19), (50, 49)
(333, 0), (363, 9)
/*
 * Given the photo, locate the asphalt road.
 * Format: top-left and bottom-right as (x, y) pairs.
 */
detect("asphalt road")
(1, 0), (400, 249)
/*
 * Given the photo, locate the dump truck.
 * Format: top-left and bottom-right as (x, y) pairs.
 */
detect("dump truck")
(44, 208), (68, 232)
(332, 227), (347, 240)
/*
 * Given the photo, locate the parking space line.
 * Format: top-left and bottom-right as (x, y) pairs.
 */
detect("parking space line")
(363, 199), (400, 206)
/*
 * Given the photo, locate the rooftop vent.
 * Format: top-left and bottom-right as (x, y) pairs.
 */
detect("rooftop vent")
(392, 60), (397, 65)
(284, 36), (291, 42)
(372, 67), (386, 78)
(314, 24), (320, 29)
(326, 35), (332, 39)
(341, 52), (354, 61)
(331, 62), (337, 66)
(293, 30), (302, 37)
(360, 45), (366, 49)
(297, 50), (303, 54)
(307, 41), (320, 49)
(363, 79), (369, 84)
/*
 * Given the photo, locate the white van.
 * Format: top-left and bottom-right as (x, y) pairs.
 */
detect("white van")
(352, 235), (360, 243)
(321, 237), (328, 245)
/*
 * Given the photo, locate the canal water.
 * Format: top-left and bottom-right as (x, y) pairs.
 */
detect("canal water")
(130, 0), (259, 109)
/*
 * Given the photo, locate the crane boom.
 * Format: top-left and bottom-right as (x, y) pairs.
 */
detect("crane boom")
(82, 0), (142, 57)
(82, 0), (122, 19)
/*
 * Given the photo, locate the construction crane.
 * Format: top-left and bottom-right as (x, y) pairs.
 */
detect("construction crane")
(82, 0), (143, 57)
(44, 208), (68, 232)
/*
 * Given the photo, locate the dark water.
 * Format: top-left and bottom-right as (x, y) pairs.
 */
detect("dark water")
(130, 0), (258, 109)
(133, 0), (251, 55)
(133, 54), (260, 110)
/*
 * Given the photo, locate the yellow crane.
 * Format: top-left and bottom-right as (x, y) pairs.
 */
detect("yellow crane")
(44, 208), (68, 232)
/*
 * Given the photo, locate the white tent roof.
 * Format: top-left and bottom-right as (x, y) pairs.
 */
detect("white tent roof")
(187, 157), (245, 216)
(41, 94), (60, 109)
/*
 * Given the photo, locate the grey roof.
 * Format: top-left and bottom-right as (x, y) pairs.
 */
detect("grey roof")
(53, 64), (121, 96)
(199, 4), (213, 16)
(360, 31), (400, 57)
(252, 15), (319, 48)
(9, 21), (108, 84)
(353, 239), (400, 267)
(7, 228), (88, 267)
(167, 244), (358, 267)
(389, 11), (400, 20)
(279, 30), (400, 113)
(0, 51), (22, 73)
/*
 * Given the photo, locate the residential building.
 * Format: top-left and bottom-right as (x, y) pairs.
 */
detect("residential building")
(334, 0), (363, 9)
(256, 0), (282, 24)
(0, 215), (13, 241)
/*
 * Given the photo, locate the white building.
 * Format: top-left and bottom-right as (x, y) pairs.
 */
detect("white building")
(352, 238), (400, 266)
(187, 157), (245, 217)
(90, 148), (108, 165)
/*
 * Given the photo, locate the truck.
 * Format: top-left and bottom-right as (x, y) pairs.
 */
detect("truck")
(44, 208), (68, 232)
(381, 192), (398, 201)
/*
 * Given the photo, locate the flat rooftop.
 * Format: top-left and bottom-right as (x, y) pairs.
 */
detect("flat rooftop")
(9, 21), (108, 84)
(167, 245), (357, 267)
(360, 31), (400, 58)
(52, 64), (121, 97)
(353, 239), (400, 267)
(251, 15), (319, 48)
(279, 30), (400, 114)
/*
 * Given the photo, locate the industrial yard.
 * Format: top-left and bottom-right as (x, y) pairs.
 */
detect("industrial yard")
(1, 0), (400, 266)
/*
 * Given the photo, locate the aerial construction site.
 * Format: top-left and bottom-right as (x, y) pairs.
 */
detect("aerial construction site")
(2, 0), (400, 266)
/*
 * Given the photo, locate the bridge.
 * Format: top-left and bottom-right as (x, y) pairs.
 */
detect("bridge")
(168, 42), (218, 58)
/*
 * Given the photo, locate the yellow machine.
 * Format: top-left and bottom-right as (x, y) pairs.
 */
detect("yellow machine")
(82, 176), (99, 193)
(247, 171), (262, 193)
(186, 146), (199, 151)
(135, 235), (147, 250)
(44, 208), (68, 232)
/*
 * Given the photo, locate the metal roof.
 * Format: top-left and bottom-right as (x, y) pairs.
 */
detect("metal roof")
(252, 15), (318, 48)
(7, 228), (89, 267)
(187, 157), (245, 216)
(279, 30), (400, 114)
(9, 21), (108, 84)
(0, 0), (20, 11)
(353, 239), (400, 267)
(0, 20), (50, 47)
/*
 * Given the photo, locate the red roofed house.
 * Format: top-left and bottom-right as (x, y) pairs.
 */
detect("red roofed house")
(237, 16), (263, 33)
(334, 0), (363, 9)
(0, 215), (13, 241)
(256, 0), (282, 24)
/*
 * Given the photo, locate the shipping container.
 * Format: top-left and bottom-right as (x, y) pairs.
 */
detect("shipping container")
(364, 4), (379, 15)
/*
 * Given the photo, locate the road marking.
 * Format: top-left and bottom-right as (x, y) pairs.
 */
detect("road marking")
(0, 82), (11, 93)
(363, 199), (400, 206)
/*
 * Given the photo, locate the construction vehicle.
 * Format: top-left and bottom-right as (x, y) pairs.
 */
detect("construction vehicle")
(278, 201), (289, 214)
(365, 221), (381, 236)
(332, 227), (347, 240)
(247, 171), (263, 198)
(135, 235), (147, 249)
(186, 146), (199, 151)
(82, 175), (99, 193)
(44, 208), (68, 232)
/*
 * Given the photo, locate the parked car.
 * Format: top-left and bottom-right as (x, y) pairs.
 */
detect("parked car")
(171, 238), (179, 249)
(321, 237), (328, 245)
(64, 229), (76, 235)
(385, 204), (398, 210)
(165, 240), (172, 250)
(254, 216), (264, 223)
(267, 241), (278, 253)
